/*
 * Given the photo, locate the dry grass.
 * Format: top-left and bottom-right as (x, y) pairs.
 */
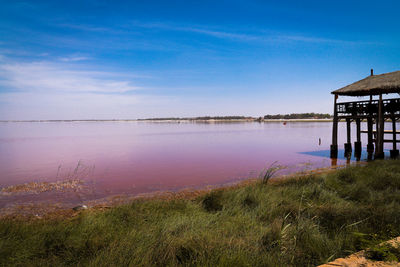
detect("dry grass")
(1, 179), (84, 194)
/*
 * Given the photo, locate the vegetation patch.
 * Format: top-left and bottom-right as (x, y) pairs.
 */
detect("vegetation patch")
(202, 191), (223, 212)
(1, 160), (400, 266)
(264, 113), (332, 120)
(365, 242), (400, 262)
(0, 179), (84, 194)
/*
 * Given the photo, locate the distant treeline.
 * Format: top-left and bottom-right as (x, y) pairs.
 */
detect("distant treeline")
(139, 114), (332, 121)
(194, 116), (253, 120)
(263, 113), (332, 119)
(140, 116), (253, 121)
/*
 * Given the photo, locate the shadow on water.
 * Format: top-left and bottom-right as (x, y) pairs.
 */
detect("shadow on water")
(299, 149), (391, 162)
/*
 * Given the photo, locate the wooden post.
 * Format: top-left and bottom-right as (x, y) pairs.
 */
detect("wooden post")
(375, 94), (384, 158)
(367, 117), (374, 159)
(354, 118), (361, 158)
(330, 94), (338, 158)
(344, 118), (352, 158)
(367, 95), (374, 159)
(346, 119), (351, 143)
(393, 118), (397, 151)
(390, 117), (399, 158)
(375, 112), (379, 152)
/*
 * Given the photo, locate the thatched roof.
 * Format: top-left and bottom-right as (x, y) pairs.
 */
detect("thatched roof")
(332, 70), (400, 96)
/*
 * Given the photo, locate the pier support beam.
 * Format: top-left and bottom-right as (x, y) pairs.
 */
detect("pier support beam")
(330, 94), (338, 158)
(390, 117), (399, 158)
(375, 94), (385, 159)
(344, 118), (352, 158)
(354, 118), (362, 159)
(367, 96), (374, 160)
(367, 119), (374, 160)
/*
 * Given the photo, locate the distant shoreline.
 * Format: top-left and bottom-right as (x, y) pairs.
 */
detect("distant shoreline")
(0, 118), (334, 123)
(0, 113), (335, 123)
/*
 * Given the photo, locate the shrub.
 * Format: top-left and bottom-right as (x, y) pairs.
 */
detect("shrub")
(202, 191), (223, 212)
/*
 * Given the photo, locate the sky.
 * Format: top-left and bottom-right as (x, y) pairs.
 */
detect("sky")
(0, 0), (399, 120)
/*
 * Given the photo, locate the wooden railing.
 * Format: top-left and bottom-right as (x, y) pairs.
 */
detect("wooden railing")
(336, 98), (400, 117)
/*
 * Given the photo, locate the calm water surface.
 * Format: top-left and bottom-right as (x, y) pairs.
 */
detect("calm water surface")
(0, 121), (387, 208)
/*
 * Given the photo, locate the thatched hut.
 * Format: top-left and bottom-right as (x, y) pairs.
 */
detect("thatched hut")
(330, 70), (400, 159)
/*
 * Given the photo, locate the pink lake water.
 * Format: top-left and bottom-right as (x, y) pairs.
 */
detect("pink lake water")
(0, 121), (394, 209)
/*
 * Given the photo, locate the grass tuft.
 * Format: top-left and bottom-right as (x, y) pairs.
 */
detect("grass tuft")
(365, 242), (400, 262)
(202, 191), (223, 212)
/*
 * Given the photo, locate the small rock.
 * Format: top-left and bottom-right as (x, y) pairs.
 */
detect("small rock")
(72, 205), (88, 211)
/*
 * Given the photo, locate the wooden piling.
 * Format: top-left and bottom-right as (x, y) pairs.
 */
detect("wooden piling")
(375, 94), (384, 158)
(330, 94), (338, 158)
(354, 118), (361, 158)
(393, 119), (397, 150)
(367, 95), (374, 159)
(367, 118), (374, 160)
(344, 118), (352, 158)
(390, 117), (399, 158)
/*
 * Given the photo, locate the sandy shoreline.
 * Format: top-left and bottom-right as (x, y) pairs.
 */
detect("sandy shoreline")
(0, 162), (353, 219)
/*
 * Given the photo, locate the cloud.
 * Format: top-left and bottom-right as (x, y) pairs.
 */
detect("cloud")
(130, 22), (259, 42)
(276, 35), (377, 46)
(58, 21), (257, 42)
(0, 58), (167, 119)
(0, 60), (140, 94)
(53, 21), (380, 49)
(59, 23), (116, 33)
(59, 55), (90, 62)
(179, 27), (259, 41)
(0, 90), (177, 120)
(129, 21), (376, 45)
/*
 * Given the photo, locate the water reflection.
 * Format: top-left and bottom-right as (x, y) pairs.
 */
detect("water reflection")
(299, 149), (367, 160)
(299, 149), (391, 166)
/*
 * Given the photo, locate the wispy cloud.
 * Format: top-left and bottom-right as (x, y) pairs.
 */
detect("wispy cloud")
(59, 23), (116, 33)
(59, 55), (90, 62)
(129, 21), (377, 46)
(0, 57), (175, 119)
(131, 22), (259, 42)
(277, 35), (378, 45)
(0, 60), (140, 94)
(0, 90), (177, 120)
(53, 21), (379, 49)
(179, 27), (259, 41)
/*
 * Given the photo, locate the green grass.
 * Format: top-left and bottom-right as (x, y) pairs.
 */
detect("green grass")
(1, 160), (400, 266)
(365, 242), (400, 262)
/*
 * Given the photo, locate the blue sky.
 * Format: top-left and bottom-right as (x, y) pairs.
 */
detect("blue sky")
(0, 0), (399, 119)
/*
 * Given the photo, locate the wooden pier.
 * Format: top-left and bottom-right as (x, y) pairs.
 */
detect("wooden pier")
(330, 70), (400, 160)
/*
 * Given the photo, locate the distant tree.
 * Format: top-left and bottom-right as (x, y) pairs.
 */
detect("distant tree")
(139, 116), (254, 121)
(263, 113), (332, 119)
